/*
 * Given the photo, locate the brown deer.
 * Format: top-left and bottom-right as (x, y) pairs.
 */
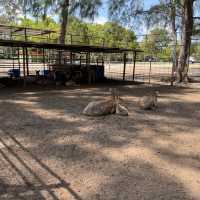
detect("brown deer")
(83, 88), (117, 116)
(115, 91), (129, 116)
(139, 91), (159, 110)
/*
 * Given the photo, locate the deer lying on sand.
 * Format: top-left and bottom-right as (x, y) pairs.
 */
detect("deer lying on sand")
(139, 91), (159, 110)
(115, 92), (128, 116)
(83, 88), (128, 116)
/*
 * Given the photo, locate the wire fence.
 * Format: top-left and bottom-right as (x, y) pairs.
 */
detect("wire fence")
(1, 26), (200, 85)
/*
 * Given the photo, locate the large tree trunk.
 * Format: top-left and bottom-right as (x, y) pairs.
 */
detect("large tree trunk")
(177, 0), (194, 82)
(59, 0), (69, 44)
(170, 0), (177, 84)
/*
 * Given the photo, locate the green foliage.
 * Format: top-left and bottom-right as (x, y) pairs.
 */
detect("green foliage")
(190, 43), (200, 60)
(140, 28), (172, 61)
(13, 16), (137, 48)
(0, 15), (10, 24)
(70, 0), (102, 19)
(87, 22), (137, 48)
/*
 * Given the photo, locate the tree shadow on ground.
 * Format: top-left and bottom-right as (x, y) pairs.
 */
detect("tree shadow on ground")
(86, 159), (196, 200)
(0, 132), (83, 200)
(0, 84), (200, 199)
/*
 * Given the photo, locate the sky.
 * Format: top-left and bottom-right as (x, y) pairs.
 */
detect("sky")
(92, 0), (160, 34)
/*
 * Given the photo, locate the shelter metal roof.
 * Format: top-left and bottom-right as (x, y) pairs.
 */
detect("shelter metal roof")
(0, 39), (143, 54)
(0, 24), (55, 36)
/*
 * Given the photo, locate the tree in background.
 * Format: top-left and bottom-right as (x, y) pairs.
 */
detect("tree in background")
(177, 0), (195, 82)
(12, 16), (137, 49)
(140, 28), (170, 60)
(27, 0), (102, 44)
(190, 42), (200, 59)
(108, 0), (199, 82)
(0, 0), (21, 22)
(0, 15), (10, 24)
(0, 0), (102, 44)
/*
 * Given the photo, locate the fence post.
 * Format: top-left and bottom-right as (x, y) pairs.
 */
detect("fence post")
(132, 51), (137, 81)
(102, 38), (105, 47)
(24, 28), (27, 41)
(12, 47), (15, 70)
(17, 47), (21, 72)
(43, 48), (45, 73)
(25, 47), (29, 76)
(123, 52), (127, 81)
(148, 59), (152, 84)
(22, 47), (26, 86)
(70, 34), (73, 44)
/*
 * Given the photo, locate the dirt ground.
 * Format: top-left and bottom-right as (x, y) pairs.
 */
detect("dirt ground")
(0, 82), (200, 200)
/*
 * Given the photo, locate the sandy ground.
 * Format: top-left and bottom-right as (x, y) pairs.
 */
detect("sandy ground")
(0, 83), (200, 200)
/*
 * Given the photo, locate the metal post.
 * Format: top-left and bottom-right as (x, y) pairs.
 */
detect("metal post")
(80, 55), (82, 67)
(43, 48), (45, 73)
(97, 58), (99, 67)
(70, 34), (73, 44)
(58, 50), (61, 64)
(22, 47), (26, 86)
(123, 53), (127, 81)
(86, 52), (91, 84)
(149, 60), (152, 84)
(25, 47), (29, 76)
(132, 51), (137, 81)
(48, 33), (51, 43)
(12, 47), (15, 70)
(86, 52), (90, 67)
(24, 28), (27, 41)
(17, 47), (21, 72)
(70, 52), (73, 64)
(103, 38), (105, 47)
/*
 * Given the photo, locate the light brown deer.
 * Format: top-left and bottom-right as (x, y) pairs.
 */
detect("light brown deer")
(115, 91), (129, 116)
(83, 88), (117, 116)
(139, 91), (159, 110)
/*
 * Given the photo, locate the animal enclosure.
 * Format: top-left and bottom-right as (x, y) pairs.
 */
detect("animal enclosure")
(0, 84), (200, 199)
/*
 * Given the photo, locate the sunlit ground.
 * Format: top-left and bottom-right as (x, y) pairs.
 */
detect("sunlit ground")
(0, 83), (200, 200)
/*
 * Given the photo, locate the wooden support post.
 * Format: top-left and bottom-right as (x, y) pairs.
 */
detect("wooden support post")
(132, 51), (137, 81)
(102, 38), (105, 47)
(97, 58), (99, 67)
(80, 55), (82, 67)
(43, 48), (45, 73)
(48, 33), (51, 43)
(22, 47), (26, 86)
(12, 47), (15, 70)
(58, 50), (61, 64)
(86, 52), (90, 67)
(123, 53), (127, 81)
(17, 48), (21, 73)
(70, 52), (73, 64)
(102, 55), (104, 66)
(25, 47), (29, 76)
(86, 52), (92, 84)
(148, 60), (152, 84)
(70, 34), (73, 44)
(24, 28), (27, 41)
